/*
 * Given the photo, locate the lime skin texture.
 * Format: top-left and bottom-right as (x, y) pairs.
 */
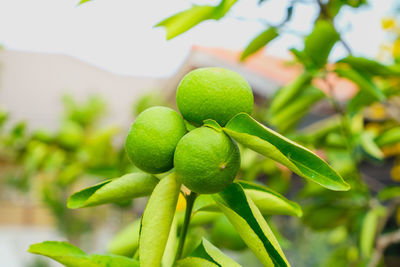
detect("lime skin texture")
(176, 67), (254, 126)
(174, 126), (240, 194)
(125, 106), (186, 174)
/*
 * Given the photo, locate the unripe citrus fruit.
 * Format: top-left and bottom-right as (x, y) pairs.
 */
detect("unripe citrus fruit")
(125, 106), (186, 174)
(176, 67), (254, 126)
(174, 126), (240, 194)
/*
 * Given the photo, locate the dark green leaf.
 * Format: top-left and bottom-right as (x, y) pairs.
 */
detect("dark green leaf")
(67, 172), (159, 209)
(139, 172), (181, 267)
(224, 113), (350, 191)
(213, 183), (290, 266)
(304, 20), (340, 68)
(241, 27), (279, 61)
(28, 241), (139, 267)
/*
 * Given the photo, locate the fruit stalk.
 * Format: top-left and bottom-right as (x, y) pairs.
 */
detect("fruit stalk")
(173, 191), (197, 264)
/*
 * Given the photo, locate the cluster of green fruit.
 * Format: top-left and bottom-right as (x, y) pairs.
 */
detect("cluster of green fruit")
(125, 67), (254, 194)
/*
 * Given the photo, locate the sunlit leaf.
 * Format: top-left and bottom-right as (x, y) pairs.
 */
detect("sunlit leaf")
(339, 56), (400, 77)
(139, 172), (181, 267)
(67, 172), (159, 209)
(378, 186), (400, 201)
(241, 27), (278, 61)
(360, 131), (384, 160)
(304, 20), (340, 68)
(191, 238), (242, 266)
(335, 68), (385, 101)
(213, 183), (290, 266)
(375, 127), (400, 147)
(155, 0), (237, 40)
(28, 241), (139, 267)
(360, 207), (386, 258)
(239, 181), (302, 217)
(225, 113), (350, 191)
(108, 219), (141, 257)
(177, 257), (218, 267)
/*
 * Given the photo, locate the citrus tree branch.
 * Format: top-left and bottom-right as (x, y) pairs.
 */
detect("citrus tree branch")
(368, 228), (400, 267)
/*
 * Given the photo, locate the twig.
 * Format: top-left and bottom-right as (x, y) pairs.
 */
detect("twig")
(368, 228), (400, 267)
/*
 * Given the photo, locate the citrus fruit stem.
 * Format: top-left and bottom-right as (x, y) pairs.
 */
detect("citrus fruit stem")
(173, 191), (197, 264)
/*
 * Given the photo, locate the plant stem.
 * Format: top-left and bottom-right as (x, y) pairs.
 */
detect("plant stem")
(173, 191), (197, 264)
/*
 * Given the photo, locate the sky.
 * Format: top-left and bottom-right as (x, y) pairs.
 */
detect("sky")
(0, 0), (395, 77)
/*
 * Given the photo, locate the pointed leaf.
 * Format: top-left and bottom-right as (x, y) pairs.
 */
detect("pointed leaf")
(68, 172), (158, 209)
(241, 27), (278, 61)
(177, 257), (219, 267)
(108, 219), (141, 257)
(155, 0), (237, 40)
(360, 131), (384, 160)
(191, 238), (242, 266)
(304, 20), (340, 68)
(375, 127), (400, 147)
(213, 183), (290, 267)
(28, 241), (139, 267)
(335, 68), (385, 101)
(339, 56), (400, 77)
(139, 172), (181, 267)
(224, 113), (349, 191)
(360, 207), (386, 258)
(378, 186), (400, 201)
(239, 181), (302, 217)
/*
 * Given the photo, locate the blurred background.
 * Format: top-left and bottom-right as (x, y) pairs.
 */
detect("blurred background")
(1, 0), (400, 266)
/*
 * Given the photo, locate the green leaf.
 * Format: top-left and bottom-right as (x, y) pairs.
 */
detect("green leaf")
(67, 172), (158, 209)
(360, 207), (386, 258)
(378, 186), (400, 201)
(177, 257), (219, 267)
(304, 20), (340, 68)
(108, 219), (141, 257)
(375, 127), (400, 147)
(78, 0), (92, 5)
(28, 241), (139, 267)
(339, 56), (400, 77)
(269, 72), (313, 115)
(224, 113), (349, 191)
(335, 68), (385, 101)
(191, 238), (242, 266)
(155, 0), (237, 40)
(360, 131), (384, 160)
(162, 216), (179, 267)
(241, 27), (279, 61)
(239, 181), (302, 217)
(269, 85), (325, 133)
(213, 183), (289, 266)
(347, 89), (377, 116)
(139, 172), (181, 267)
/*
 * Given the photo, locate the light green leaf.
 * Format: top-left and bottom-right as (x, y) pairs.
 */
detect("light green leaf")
(177, 257), (219, 267)
(224, 113), (350, 191)
(241, 27), (279, 61)
(360, 131), (384, 160)
(67, 172), (158, 209)
(269, 85), (325, 133)
(28, 241), (139, 267)
(162, 216), (178, 267)
(269, 72), (312, 115)
(139, 172), (181, 267)
(191, 238), (242, 266)
(239, 181), (302, 217)
(375, 127), (400, 147)
(78, 0), (92, 5)
(378, 186), (400, 201)
(339, 56), (400, 77)
(335, 67), (385, 101)
(108, 219), (141, 257)
(304, 20), (340, 68)
(155, 0), (237, 40)
(213, 183), (290, 267)
(360, 207), (386, 258)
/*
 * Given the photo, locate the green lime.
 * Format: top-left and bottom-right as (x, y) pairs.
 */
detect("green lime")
(211, 215), (246, 250)
(176, 67), (254, 126)
(125, 106), (186, 174)
(174, 126), (240, 194)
